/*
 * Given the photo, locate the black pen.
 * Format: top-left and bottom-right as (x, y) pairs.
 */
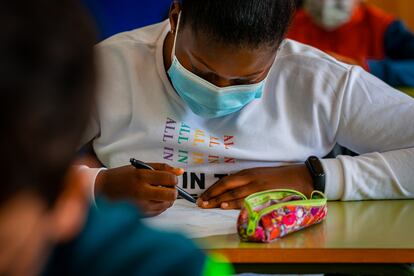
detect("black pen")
(129, 158), (196, 204)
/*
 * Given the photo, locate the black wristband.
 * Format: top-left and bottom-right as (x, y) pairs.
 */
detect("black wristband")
(305, 156), (326, 193)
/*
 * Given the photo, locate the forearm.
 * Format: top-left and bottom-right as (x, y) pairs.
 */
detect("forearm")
(322, 148), (414, 201)
(76, 165), (107, 205)
(75, 147), (107, 204)
(328, 66), (414, 201)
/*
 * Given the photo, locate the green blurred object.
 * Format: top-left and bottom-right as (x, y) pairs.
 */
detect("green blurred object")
(203, 254), (234, 276)
(400, 87), (414, 97)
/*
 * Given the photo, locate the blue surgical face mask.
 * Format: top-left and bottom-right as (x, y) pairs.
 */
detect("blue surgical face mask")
(167, 14), (267, 119)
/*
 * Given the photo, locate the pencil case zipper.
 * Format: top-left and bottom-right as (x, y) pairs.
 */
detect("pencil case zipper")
(244, 189), (327, 236)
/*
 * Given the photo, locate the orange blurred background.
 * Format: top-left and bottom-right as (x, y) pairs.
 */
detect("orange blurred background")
(367, 0), (414, 30)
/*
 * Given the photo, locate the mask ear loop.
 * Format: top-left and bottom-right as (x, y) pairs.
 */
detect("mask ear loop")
(170, 12), (182, 61)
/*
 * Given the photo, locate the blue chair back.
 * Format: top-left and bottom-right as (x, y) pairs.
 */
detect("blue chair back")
(83, 0), (172, 40)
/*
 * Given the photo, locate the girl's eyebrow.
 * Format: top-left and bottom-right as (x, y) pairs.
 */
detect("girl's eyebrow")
(190, 51), (265, 79)
(190, 51), (215, 72)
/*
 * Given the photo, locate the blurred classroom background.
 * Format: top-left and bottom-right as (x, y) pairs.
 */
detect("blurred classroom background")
(368, 0), (414, 94)
(82, 0), (414, 93)
(83, 0), (413, 40)
(82, 0), (171, 40)
(367, 0), (414, 30)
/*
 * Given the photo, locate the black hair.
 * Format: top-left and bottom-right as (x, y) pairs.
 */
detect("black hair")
(0, 0), (96, 206)
(180, 0), (296, 48)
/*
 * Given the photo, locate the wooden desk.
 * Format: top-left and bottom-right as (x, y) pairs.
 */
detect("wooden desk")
(194, 200), (414, 274)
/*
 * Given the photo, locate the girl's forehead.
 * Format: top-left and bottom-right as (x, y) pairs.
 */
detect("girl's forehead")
(179, 26), (276, 68)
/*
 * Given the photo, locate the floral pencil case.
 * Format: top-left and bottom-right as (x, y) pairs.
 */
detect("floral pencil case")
(237, 189), (327, 243)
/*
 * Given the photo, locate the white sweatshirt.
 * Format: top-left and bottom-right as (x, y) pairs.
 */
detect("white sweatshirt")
(84, 20), (414, 201)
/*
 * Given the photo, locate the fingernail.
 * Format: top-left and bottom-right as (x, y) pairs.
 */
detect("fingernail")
(221, 202), (228, 209)
(202, 201), (209, 207)
(175, 168), (185, 175)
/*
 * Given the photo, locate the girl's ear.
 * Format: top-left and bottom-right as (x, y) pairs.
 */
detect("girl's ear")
(169, 1), (181, 35)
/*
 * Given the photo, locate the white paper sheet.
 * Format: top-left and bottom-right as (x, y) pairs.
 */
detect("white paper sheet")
(143, 199), (240, 238)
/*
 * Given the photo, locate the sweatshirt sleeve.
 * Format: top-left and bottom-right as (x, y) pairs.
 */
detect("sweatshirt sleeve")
(79, 48), (104, 147)
(79, 110), (100, 148)
(367, 20), (414, 87)
(321, 66), (414, 201)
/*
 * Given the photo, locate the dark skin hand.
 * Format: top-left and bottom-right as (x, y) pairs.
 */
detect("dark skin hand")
(96, 163), (184, 217)
(197, 165), (314, 210)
